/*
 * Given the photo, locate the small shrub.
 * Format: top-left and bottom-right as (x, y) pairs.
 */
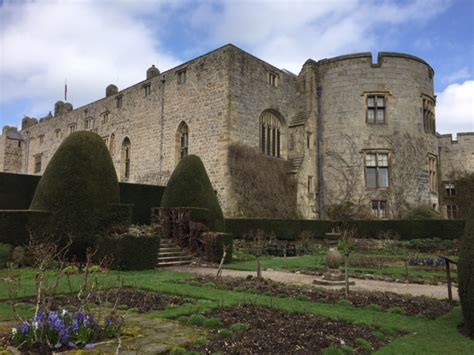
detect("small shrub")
(372, 330), (386, 341)
(355, 338), (372, 353)
(229, 322), (249, 334)
(0, 243), (12, 268)
(63, 265), (80, 275)
(188, 315), (207, 327)
(204, 318), (223, 329)
(340, 346), (354, 354)
(217, 329), (233, 338)
(379, 326), (397, 337)
(296, 294), (310, 301)
(404, 205), (444, 220)
(459, 210), (474, 336)
(234, 287), (247, 293)
(366, 304), (382, 312)
(194, 337), (207, 345)
(387, 306), (406, 315)
(11, 246), (28, 267)
(337, 299), (352, 307)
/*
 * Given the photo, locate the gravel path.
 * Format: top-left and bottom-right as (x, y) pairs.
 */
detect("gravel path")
(168, 265), (458, 301)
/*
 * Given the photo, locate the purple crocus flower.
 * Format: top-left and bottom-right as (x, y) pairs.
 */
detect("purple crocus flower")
(84, 344), (96, 350)
(19, 322), (30, 335)
(72, 319), (80, 333)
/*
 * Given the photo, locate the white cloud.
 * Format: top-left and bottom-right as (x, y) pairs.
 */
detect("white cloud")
(436, 80), (474, 134)
(196, 0), (450, 73)
(0, 0), (180, 122)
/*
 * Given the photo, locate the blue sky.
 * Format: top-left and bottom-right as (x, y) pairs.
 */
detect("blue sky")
(0, 0), (473, 134)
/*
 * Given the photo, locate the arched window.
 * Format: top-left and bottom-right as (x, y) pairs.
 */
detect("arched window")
(121, 137), (131, 180)
(176, 122), (189, 161)
(109, 133), (115, 155)
(259, 111), (282, 157)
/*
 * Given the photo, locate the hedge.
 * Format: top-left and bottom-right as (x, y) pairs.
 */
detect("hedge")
(225, 218), (465, 241)
(0, 173), (40, 209)
(0, 172), (165, 225)
(0, 210), (50, 246)
(119, 183), (165, 224)
(96, 234), (160, 271)
(203, 232), (233, 263)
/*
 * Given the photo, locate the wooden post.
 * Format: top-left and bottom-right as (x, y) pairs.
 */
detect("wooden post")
(446, 259), (452, 302)
(216, 246), (227, 278)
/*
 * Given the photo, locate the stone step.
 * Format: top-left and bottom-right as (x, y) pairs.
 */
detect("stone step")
(158, 259), (192, 267)
(158, 255), (192, 261)
(160, 247), (182, 252)
(159, 251), (189, 257)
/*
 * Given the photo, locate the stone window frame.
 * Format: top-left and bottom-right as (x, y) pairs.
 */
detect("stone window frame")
(268, 71), (279, 87)
(34, 153), (43, 173)
(121, 137), (131, 181)
(446, 204), (458, 219)
(363, 150), (390, 189)
(55, 129), (61, 138)
(371, 200), (387, 219)
(101, 111), (110, 124)
(38, 134), (44, 144)
(306, 131), (312, 149)
(428, 154), (438, 193)
(68, 123), (77, 135)
(176, 121), (189, 163)
(445, 182), (456, 197)
(84, 116), (95, 129)
(177, 69), (187, 85)
(102, 135), (109, 147)
(362, 91), (391, 125)
(307, 175), (313, 194)
(116, 95), (123, 109)
(143, 83), (152, 97)
(422, 94), (436, 134)
(259, 110), (285, 158)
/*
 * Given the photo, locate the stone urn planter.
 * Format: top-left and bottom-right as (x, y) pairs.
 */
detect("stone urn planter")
(323, 247), (345, 281)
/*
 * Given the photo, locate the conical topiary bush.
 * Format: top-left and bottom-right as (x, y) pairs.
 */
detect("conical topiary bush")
(161, 155), (225, 232)
(30, 131), (120, 256)
(459, 207), (474, 337)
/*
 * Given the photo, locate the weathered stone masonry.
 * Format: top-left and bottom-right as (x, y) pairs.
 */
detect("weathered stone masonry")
(1, 44), (472, 219)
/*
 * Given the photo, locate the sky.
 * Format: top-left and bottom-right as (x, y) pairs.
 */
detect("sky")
(0, 0), (473, 135)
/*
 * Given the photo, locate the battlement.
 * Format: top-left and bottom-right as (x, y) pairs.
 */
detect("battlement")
(439, 132), (474, 145)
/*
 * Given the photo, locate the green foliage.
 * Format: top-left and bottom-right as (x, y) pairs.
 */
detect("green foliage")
(453, 172), (474, 219)
(188, 314), (207, 326)
(405, 238), (455, 253)
(228, 143), (297, 218)
(337, 299), (352, 307)
(0, 243), (12, 268)
(225, 218), (464, 241)
(326, 202), (373, 221)
(11, 246), (29, 267)
(322, 346), (351, 355)
(30, 132), (120, 256)
(458, 210), (474, 336)
(372, 330), (386, 341)
(0, 172), (40, 210)
(217, 329), (233, 338)
(161, 155), (225, 231)
(204, 317), (223, 329)
(0, 210), (50, 246)
(355, 338), (372, 353)
(366, 304), (382, 312)
(204, 232), (233, 263)
(388, 307), (406, 315)
(404, 205), (444, 220)
(96, 234), (160, 270)
(119, 182), (165, 224)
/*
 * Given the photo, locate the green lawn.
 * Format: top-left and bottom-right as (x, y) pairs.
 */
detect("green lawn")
(0, 268), (471, 354)
(225, 254), (455, 282)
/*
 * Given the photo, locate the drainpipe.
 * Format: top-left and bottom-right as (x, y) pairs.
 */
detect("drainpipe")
(316, 64), (325, 220)
(158, 75), (166, 184)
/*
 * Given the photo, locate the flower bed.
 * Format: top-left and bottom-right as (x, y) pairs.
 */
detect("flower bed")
(11, 309), (121, 352)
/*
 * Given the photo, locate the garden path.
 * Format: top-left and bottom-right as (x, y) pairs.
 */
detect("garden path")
(169, 266), (459, 301)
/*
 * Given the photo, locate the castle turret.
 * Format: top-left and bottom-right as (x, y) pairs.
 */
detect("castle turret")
(106, 84), (118, 97)
(54, 101), (73, 116)
(21, 116), (38, 130)
(146, 65), (160, 79)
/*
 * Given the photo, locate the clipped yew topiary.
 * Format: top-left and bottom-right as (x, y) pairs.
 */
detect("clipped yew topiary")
(161, 155), (225, 231)
(30, 131), (120, 256)
(459, 207), (474, 337)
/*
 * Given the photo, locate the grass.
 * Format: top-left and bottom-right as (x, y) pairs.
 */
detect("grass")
(0, 267), (471, 354)
(224, 254), (454, 282)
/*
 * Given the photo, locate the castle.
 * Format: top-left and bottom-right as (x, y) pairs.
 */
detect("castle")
(1, 44), (472, 219)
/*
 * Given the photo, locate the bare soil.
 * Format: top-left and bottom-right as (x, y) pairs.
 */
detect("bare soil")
(186, 275), (456, 319)
(20, 288), (190, 313)
(192, 305), (400, 354)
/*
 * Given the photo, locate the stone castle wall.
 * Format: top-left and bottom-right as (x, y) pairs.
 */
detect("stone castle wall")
(317, 52), (439, 217)
(1, 44), (472, 219)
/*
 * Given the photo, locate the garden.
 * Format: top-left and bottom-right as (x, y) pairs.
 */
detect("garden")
(0, 131), (473, 354)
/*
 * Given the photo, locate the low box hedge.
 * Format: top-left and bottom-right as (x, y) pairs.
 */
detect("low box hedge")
(0, 210), (50, 246)
(225, 218), (465, 241)
(96, 233), (160, 271)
